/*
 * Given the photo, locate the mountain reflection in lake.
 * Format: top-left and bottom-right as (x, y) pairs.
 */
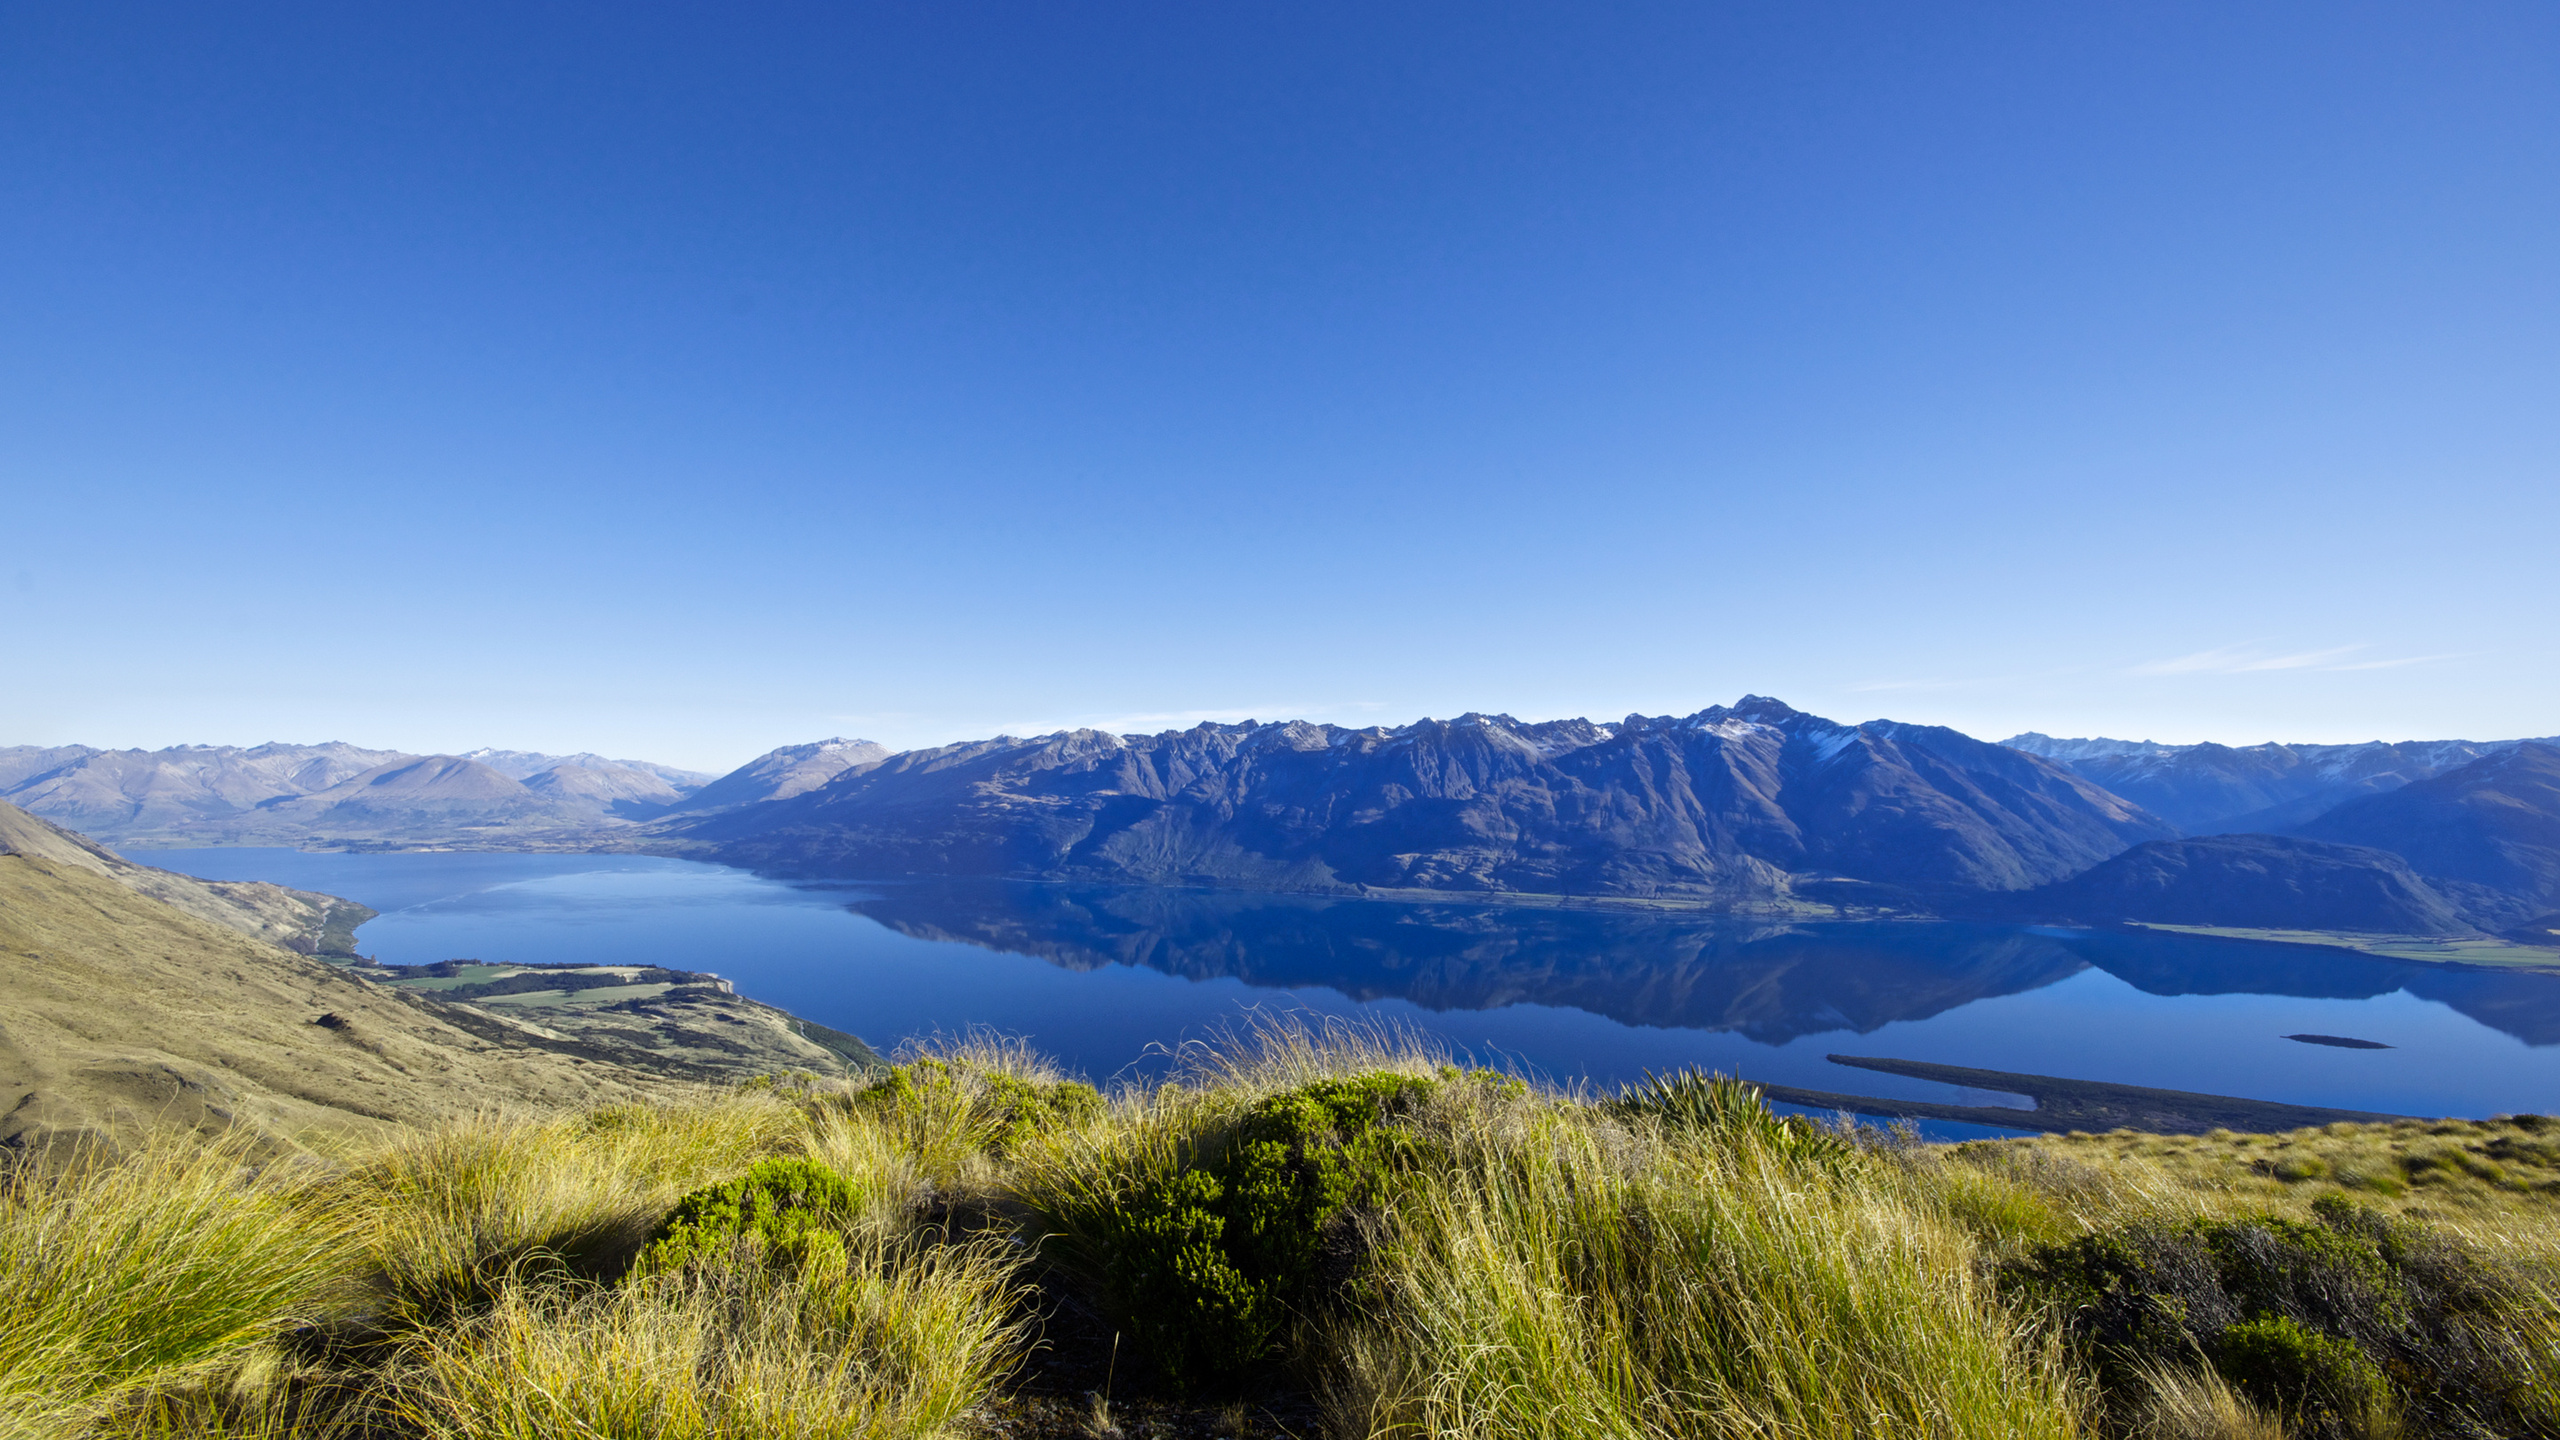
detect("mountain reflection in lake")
(125, 851), (2560, 1125)
(849, 882), (2560, 1054)
(848, 884), (2089, 1045)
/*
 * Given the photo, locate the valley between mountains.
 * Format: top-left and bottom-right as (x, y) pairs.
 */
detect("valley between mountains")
(9, 698), (2559, 946)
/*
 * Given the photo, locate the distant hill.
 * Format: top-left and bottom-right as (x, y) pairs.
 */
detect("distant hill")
(460, 748), (713, 791)
(666, 698), (2171, 904)
(2295, 742), (2560, 915)
(666, 737), (890, 816)
(2002, 834), (2500, 935)
(0, 741), (713, 845)
(2001, 733), (2543, 835)
(1, 741), (410, 835)
(522, 759), (695, 817)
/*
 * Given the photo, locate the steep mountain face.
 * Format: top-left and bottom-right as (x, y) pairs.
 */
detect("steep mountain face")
(673, 698), (2171, 903)
(668, 738), (890, 815)
(2003, 734), (2548, 835)
(2008, 834), (2491, 934)
(2295, 743), (2560, 913)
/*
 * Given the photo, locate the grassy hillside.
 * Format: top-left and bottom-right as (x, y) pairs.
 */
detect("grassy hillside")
(0, 808), (880, 1156)
(5, 1021), (2554, 1440)
(0, 850), (684, 1153)
(0, 800), (374, 959)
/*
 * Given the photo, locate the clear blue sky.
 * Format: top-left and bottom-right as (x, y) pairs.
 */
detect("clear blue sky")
(6, 2), (2554, 773)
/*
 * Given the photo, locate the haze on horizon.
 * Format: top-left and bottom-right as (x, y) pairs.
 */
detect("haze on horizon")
(5, 3), (2554, 776)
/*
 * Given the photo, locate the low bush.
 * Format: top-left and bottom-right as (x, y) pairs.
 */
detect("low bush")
(2005, 1192), (2552, 1438)
(2215, 1314), (2394, 1435)
(635, 1157), (867, 1280)
(1053, 1072), (1433, 1391)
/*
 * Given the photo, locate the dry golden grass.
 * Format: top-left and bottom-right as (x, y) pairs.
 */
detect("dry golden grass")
(1953, 1115), (2560, 1269)
(6, 1022), (2559, 1440)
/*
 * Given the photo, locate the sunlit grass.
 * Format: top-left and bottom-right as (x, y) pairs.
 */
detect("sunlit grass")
(6, 1021), (2557, 1439)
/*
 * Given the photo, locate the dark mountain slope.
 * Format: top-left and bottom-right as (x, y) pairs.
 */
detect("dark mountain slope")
(2005, 834), (2488, 934)
(2002, 734), (2530, 835)
(673, 698), (2171, 903)
(2295, 742), (2560, 912)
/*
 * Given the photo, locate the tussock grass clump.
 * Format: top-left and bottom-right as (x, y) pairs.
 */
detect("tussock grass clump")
(401, 1229), (1023, 1440)
(348, 1092), (806, 1333)
(9, 1020), (2560, 1440)
(0, 1133), (359, 1438)
(1332, 1080), (2084, 1440)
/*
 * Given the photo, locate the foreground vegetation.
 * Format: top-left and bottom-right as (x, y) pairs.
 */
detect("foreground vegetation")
(5, 1021), (2557, 1440)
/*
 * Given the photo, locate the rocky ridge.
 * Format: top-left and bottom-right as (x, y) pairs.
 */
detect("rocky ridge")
(668, 697), (2173, 906)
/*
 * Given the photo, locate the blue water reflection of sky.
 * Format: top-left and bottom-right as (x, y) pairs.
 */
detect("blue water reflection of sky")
(132, 849), (2560, 1124)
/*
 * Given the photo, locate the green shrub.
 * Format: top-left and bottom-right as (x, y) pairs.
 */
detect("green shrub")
(1079, 1072), (1433, 1390)
(2216, 1314), (2392, 1432)
(635, 1158), (864, 1280)
(2005, 1196), (2544, 1438)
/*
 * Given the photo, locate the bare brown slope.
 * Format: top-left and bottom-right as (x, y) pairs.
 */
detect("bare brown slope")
(0, 799), (371, 955)
(0, 851), (677, 1152)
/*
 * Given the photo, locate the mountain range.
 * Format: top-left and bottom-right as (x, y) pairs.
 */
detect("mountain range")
(0, 742), (716, 845)
(9, 704), (2557, 938)
(2003, 731), (2558, 834)
(663, 701), (2559, 935)
(669, 698), (2170, 907)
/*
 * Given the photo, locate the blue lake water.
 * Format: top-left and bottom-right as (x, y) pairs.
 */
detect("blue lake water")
(130, 848), (2560, 1127)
